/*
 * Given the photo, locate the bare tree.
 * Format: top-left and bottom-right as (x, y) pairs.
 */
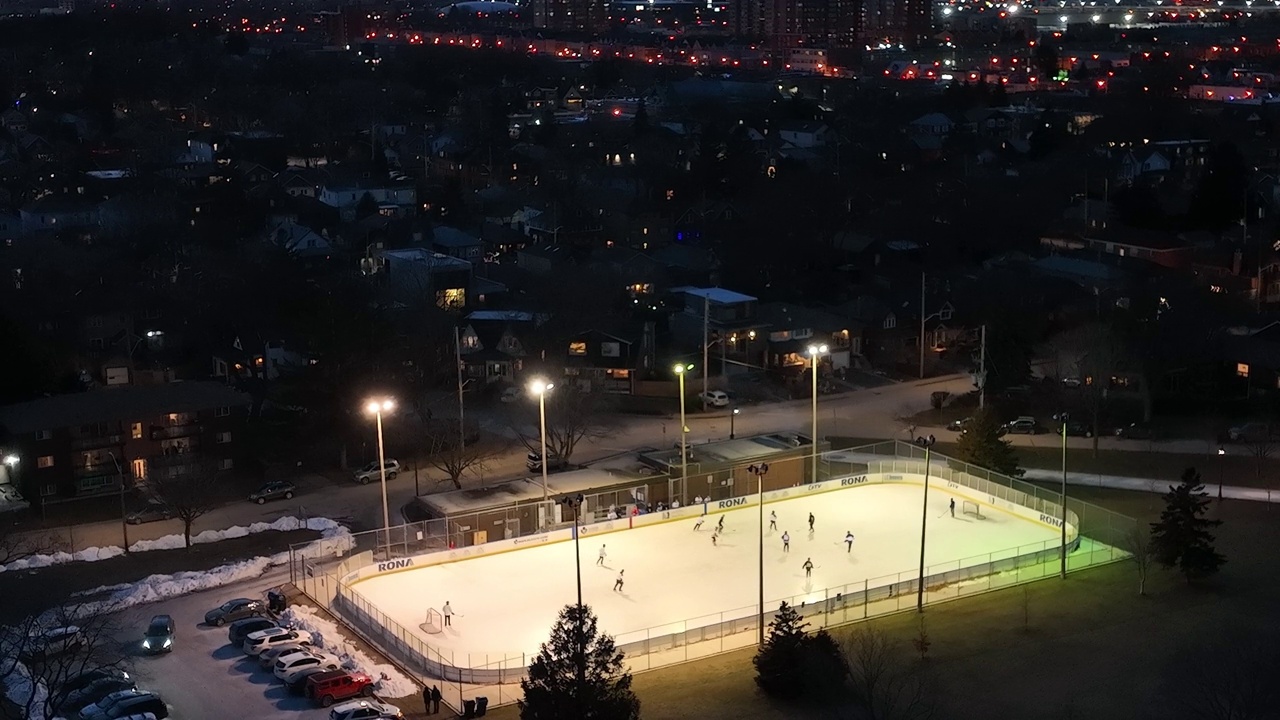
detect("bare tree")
(152, 467), (221, 548)
(0, 602), (129, 720)
(840, 627), (940, 720)
(422, 431), (502, 490)
(0, 524), (52, 567)
(1123, 523), (1155, 596)
(508, 384), (617, 464)
(1240, 427), (1278, 488)
(894, 404), (919, 441)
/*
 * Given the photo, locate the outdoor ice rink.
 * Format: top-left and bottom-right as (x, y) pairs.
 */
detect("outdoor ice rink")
(352, 482), (1060, 664)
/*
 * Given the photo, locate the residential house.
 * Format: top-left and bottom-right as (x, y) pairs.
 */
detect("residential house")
(373, 248), (473, 309)
(319, 173), (417, 221)
(0, 382), (251, 506)
(20, 195), (99, 235)
(777, 122), (832, 149)
(668, 287), (767, 365)
(457, 310), (542, 385)
(564, 327), (653, 393)
(908, 113), (956, 138)
(755, 303), (863, 374)
(266, 220), (333, 258)
(432, 226), (485, 263)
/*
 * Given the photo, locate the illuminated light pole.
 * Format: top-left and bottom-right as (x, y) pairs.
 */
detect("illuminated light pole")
(529, 379), (554, 517)
(562, 493), (586, 608)
(807, 344), (829, 483)
(746, 330), (757, 370)
(364, 397), (395, 552)
(915, 434), (935, 612)
(1217, 446), (1226, 501)
(107, 451), (129, 553)
(674, 363), (694, 504)
(730, 407), (740, 439)
(748, 462), (769, 643)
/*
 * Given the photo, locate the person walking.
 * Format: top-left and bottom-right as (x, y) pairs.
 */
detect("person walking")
(423, 685), (432, 714)
(614, 569), (625, 592)
(781, 531), (790, 552)
(597, 544), (607, 566)
(769, 510), (777, 531)
(808, 512), (815, 532)
(949, 498), (956, 518)
(442, 601), (454, 627)
(845, 531), (855, 553)
(430, 685), (442, 714)
(803, 557), (814, 578)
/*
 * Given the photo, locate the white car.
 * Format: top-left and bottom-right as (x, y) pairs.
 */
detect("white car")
(274, 650), (340, 681)
(352, 460), (400, 484)
(699, 390), (730, 407)
(242, 627), (312, 656)
(258, 643), (313, 668)
(328, 699), (403, 720)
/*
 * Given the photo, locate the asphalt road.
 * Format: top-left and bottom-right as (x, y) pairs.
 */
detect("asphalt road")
(28, 374), (1220, 553)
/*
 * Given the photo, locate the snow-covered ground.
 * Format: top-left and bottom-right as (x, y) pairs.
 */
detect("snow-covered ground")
(353, 482), (1058, 666)
(280, 607), (416, 698)
(1, 516), (342, 574)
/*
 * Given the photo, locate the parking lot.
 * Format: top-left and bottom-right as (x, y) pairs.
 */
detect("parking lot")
(106, 570), (414, 720)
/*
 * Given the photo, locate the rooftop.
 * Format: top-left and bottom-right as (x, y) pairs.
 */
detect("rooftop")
(670, 286), (757, 305)
(0, 382), (252, 435)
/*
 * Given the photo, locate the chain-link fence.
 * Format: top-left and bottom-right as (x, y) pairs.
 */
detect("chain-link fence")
(290, 439), (1136, 712)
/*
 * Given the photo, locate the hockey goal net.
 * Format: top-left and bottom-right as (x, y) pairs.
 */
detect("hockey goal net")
(961, 500), (984, 519)
(420, 608), (444, 635)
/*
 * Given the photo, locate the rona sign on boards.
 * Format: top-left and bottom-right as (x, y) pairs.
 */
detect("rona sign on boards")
(377, 558), (413, 573)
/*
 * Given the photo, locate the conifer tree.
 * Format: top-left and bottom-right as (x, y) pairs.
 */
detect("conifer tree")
(519, 604), (640, 720)
(1150, 467), (1225, 583)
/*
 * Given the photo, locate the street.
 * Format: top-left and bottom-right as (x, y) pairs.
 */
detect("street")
(24, 375), (1221, 553)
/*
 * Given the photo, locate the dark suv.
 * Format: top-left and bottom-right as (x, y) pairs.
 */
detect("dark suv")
(1003, 417), (1040, 435)
(227, 617), (278, 646)
(205, 598), (265, 627)
(142, 615), (174, 654)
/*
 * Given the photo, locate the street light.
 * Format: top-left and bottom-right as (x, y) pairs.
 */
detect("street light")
(529, 379), (554, 515)
(730, 407), (740, 439)
(364, 397), (395, 552)
(748, 462), (769, 643)
(915, 434), (935, 613)
(746, 330), (757, 370)
(674, 363), (694, 504)
(1217, 446), (1226, 501)
(2, 454), (17, 467)
(1054, 413), (1069, 579)
(106, 451), (129, 554)
(807, 344), (829, 484)
(561, 493), (586, 608)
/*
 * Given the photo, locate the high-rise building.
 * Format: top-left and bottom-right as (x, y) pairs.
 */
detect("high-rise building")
(863, 0), (931, 47)
(532, 0), (609, 32)
(761, 0), (864, 51)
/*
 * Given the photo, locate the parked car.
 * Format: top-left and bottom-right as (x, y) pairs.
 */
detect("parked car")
(142, 615), (174, 654)
(1003, 416), (1040, 435)
(946, 417), (970, 432)
(306, 670), (376, 707)
(327, 699), (403, 720)
(78, 690), (168, 720)
(56, 669), (132, 706)
(699, 390), (730, 407)
(353, 460), (400, 484)
(244, 627), (313, 656)
(259, 643), (313, 668)
(249, 481), (296, 504)
(275, 651), (341, 682)
(57, 677), (137, 716)
(19, 625), (84, 661)
(227, 617), (278, 647)
(1115, 422), (1158, 440)
(285, 666), (334, 694)
(1228, 422), (1275, 443)
(529, 448), (570, 471)
(499, 386), (520, 403)
(1063, 421), (1095, 438)
(125, 501), (171, 525)
(1061, 377), (1082, 389)
(205, 598), (266, 626)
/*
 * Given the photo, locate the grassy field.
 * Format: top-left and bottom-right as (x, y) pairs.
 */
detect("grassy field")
(484, 487), (1277, 720)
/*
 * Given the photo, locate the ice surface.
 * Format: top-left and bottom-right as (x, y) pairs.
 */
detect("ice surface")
(353, 483), (1058, 665)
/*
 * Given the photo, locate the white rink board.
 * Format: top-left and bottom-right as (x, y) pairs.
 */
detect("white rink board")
(351, 482), (1059, 664)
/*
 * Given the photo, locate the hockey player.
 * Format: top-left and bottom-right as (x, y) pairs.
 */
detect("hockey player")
(803, 558), (814, 578)
(614, 570), (625, 592)
(781, 531), (790, 552)
(769, 510), (777, 531)
(808, 512), (815, 531)
(597, 545), (607, 566)
(949, 498), (956, 518)
(845, 531), (855, 553)
(716, 515), (725, 532)
(693, 516), (705, 531)
(711, 531), (719, 547)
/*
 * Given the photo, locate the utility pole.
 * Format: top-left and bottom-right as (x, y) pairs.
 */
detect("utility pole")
(702, 293), (710, 409)
(455, 326), (466, 451)
(918, 272), (927, 379)
(979, 324), (987, 410)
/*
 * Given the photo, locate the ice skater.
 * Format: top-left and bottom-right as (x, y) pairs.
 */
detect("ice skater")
(442, 601), (454, 627)
(717, 515), (725, 532)
(949, 498), (956, 518)
(769, 510), (777, 531)
(597, 544), (607, 566)
(808, 512), (815, 532)
(845, 531), (855, 553)
(781, 531), (790, 552)
(693, 516), (705, 531)
(711, 531), (719, 547)
(614, 570), (625, 592)
(803, 557), (814, 578)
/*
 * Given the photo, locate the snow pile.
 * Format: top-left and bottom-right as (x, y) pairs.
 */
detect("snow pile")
(52, 521), (354, 621)
(0, 658), (49, 720)
(1, 516), (344, 574)
(280, 606), (418, 699)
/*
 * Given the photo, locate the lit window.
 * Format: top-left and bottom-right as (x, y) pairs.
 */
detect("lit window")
(131, 422), (143, 439)
(37, 455), (54, 469)
(217, 432), (232, 444)
(569, 342), (588, 356)
(1238, 363), (1250, 378)
(436, 288), (466, 310)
